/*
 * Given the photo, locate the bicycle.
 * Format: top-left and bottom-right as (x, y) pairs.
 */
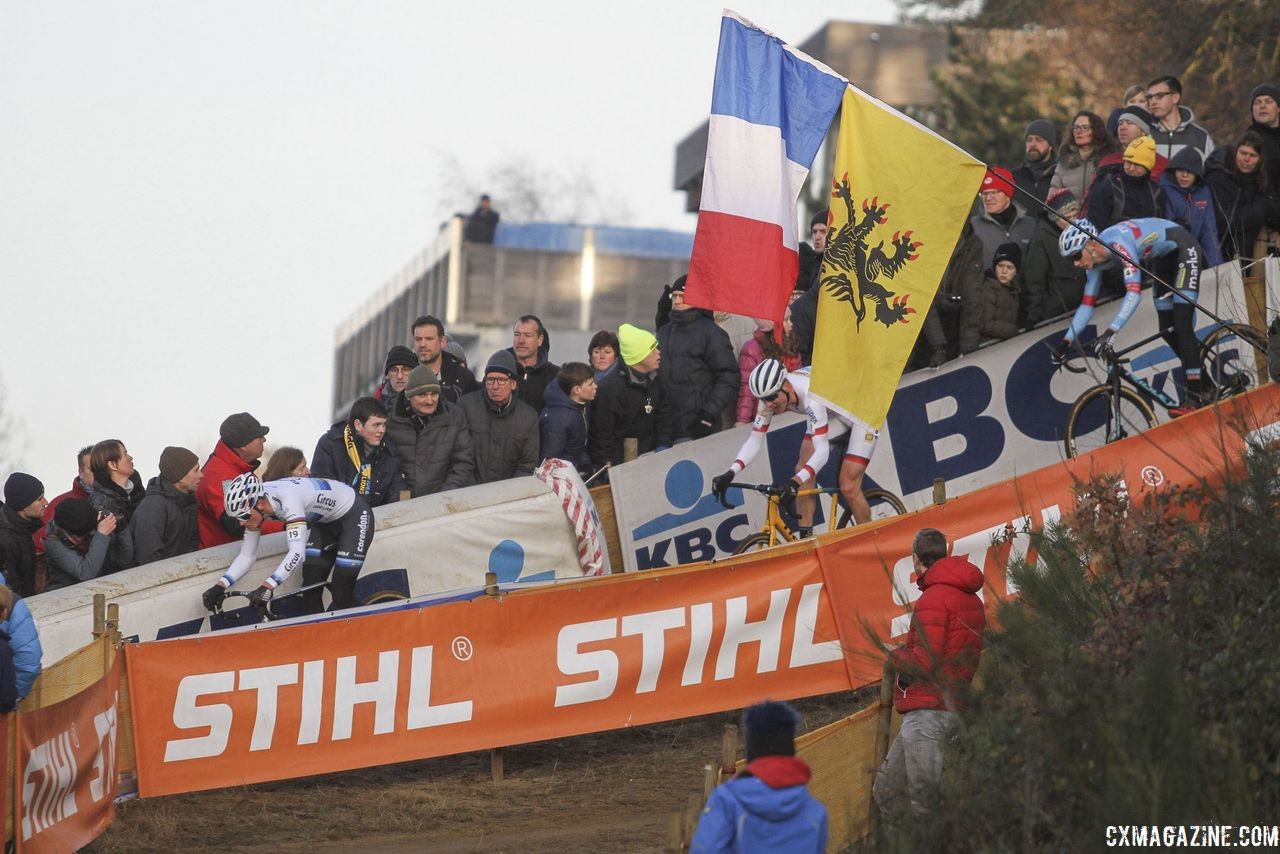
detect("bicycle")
(211, 580), (409, 626)
(1059, 322), (1267, 458)
(719, 481), (907, 555)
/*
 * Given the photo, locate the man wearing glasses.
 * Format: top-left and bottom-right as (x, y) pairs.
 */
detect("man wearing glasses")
(711, 359), (879, 531)
(459, 350), (540, 484)
(1146, 76), (1215, 163)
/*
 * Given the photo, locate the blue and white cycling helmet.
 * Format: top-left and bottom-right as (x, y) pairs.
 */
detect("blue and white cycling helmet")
(1058, 218), (1097, 258)
(223, 473), (264, 520)
(748, 358), (787, 399)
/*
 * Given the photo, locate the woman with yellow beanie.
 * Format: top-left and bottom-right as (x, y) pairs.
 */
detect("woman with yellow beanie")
(1085, 135), (1170, 230)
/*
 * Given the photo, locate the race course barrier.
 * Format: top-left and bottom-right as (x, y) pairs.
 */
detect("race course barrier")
(122, 384), (1280, 798)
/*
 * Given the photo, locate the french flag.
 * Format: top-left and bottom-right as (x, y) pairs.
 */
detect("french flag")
(685, 13), (846, 325)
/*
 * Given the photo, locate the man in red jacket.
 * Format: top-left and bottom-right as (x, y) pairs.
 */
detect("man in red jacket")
(196, 412), (283, 548)
(873, 527), (986, 833)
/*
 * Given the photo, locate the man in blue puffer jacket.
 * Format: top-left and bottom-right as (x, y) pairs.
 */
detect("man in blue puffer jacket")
(0, 585), (42, 702)
(1160, 148), (1224, 267)
(691, 700), (827, 853)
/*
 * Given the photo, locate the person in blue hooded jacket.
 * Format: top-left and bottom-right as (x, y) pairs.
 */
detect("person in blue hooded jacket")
(1160, 148), (1224, 268)
(0, 584), (41, 702)
(691, 700), (827, 853)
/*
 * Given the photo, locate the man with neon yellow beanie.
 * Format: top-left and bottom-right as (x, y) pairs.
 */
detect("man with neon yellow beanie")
(588, 323), (673, 468)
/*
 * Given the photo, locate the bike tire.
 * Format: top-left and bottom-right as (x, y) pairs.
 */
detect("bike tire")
(836, 488), (907, 529)
(732, 532), (775, 555)
(361, 590), (409, 606)
(1064, 384), (1156, 458)
(1199, 323), (1267, 399)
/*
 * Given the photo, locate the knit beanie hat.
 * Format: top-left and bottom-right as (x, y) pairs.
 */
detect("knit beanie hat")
(3, 472), (44, 511)
(809, 209), (829, 229)
(404, 365), (441, 396)
(993, 242), (1022, 271)
(1124, 135), (1157, 171)
(158, 446), (199, 484)
(1167, 146), (1205, 178)
(1046, 188), (1079, 217)
(980, 167), (1015, 200)
(1025, 118), (1058, 147)
(383, 345), (417, 375)
(444, 340), (468, 366)
(1251, 83), (1279, 105)
(743, 700), (801, 761)
(54, 498), (97, 536)
(484, 349), (518, 378)
(1116, 106), (1153, 136)
(617, 323), (659, 366)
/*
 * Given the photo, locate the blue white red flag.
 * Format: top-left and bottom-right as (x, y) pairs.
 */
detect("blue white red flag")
(684, 12), (846, 326)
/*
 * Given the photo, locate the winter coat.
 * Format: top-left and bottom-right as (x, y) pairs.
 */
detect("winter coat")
(1160, 154), (1224, 267)
(131, 476), (200, 566)
(969, 203), (1037, 270)
(385, 394), (476, 497)
(1, 598), (42, 701)
(589, 365), (674, 467)
(44, 525), (113, 589)
(311, 421), (406, 507)
(959, 271), (1020, 353)
(0, 629), (15, 712)
(690, 756), (828, 854)
(1206, 150), (1277, 261)
(459, 389), (540, 484)
(736, 332), (800, 424)
(1050, 144), (1115, 204)
(435, 351), (480, 405)
(1086, 163), (1169, 231)
(0, 504), (41, 598)
(655, 308), (739, 440)
(1250, 120), (1280, 181)
(538, 382), (592, 477)
(89, 472), (146, 571)
(789, 285), (819, 366)
(1012, 156), (1057, 211)
(890, 555), (985, 714)
(1022, 218), (1086, 325)
(34, 477), (90, 555)
(503, 347), (559, 414)
(1149, 105), (1215, 163)
(463, 206), (499, 243)
(196, 440), (283, 549)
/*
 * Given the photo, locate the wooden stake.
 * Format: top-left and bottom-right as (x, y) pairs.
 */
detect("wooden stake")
(932, 477), (947, 505)
(719, 723), (739, 782)
(92, 593), (106, 638)
(490, 746), (504, 782)
(484, 571), (498, 597)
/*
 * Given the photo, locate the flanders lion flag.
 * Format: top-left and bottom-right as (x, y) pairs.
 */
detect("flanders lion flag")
(810, 86), (985, 429)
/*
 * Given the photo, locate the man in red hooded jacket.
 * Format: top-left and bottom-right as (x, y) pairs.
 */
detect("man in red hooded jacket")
(197, 412), (284, 549)
(873, 527), (986, 832)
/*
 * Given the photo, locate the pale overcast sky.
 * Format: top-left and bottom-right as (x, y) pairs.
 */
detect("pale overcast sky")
(1, 0), (895, 488)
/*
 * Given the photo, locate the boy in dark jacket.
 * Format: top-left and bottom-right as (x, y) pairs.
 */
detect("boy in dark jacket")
(1160, 147), (1224, 267)
(540, 362), (596, 478)
(691, 700), (828, 853)
(312, 397), (405, 506)
(589, 324), (674, 468)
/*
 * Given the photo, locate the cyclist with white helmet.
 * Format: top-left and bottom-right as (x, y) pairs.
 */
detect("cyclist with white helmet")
(711, 358), (880, 529)
(1052, 216), (1207, 416)
(201, 473), (374, 616)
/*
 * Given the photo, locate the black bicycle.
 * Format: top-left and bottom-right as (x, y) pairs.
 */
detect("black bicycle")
(213, 580), (408, 625)
(1060, 322), (1266, 458)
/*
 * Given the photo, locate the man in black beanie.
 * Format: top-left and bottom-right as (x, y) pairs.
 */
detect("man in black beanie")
(690, 700), (828, 852)
(1013, 118), (1059, 211)
(376, 345), (418, 404)
(0, 473), (46, 596)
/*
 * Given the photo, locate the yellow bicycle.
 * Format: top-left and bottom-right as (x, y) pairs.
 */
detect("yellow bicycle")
(722, 481), (906, 554)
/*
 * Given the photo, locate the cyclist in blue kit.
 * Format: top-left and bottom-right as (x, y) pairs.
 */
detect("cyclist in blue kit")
(1051, 217), (1207, 416)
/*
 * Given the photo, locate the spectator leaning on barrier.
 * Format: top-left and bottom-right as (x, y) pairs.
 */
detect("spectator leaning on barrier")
(1087, 136), (1168, 230)
(539, 361), (595, 478)
(970, 167), (1036, 271)
(874, 527), (985, 833)
(691, 699), (828, 853)
(385, 365), (476, 497)
(312, 397), (405, 507)
(34, 444), (93, 558)
(459, 351), (540, 484)
(1146, 75), (1215, 164)
(1012, 118), (1059, 211)
(590, 323), (672, 469)
(0, 473), (46, 597)
(412, 315), (479, 405)
(131, 446), (202, 566)
(1249, 83), (1280, 179)
(43, 498), (116, 589)
(0, 583), (41, 703)
(1161, 147), (1225, 268)
(197, 412), (284, 549)
(375, 345), (417, 404)
(656, 275), (739, 442)
(505, 314), (560, 413)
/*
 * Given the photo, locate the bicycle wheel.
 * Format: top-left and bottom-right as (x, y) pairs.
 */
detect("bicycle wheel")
(361, 590), (409, 606)
(733, 532), (774, 555)
(836, 488), (907, 528)
(1064, 385), (1156, 458)
(1199, 323), (1267, 399)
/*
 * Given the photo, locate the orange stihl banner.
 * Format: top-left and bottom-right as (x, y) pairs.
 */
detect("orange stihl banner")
(16, 655), (121, 853)
(125, 387), (1280, 797)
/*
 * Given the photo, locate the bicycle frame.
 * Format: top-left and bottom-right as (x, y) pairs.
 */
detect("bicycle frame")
(728, 483), (843, 549)
(1104, 332), (1180, 412)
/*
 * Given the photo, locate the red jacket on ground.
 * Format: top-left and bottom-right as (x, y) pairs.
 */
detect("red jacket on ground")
(891, 555), (986, 714)
(196, 441), (282, 549)
(34, 478), (91, 555)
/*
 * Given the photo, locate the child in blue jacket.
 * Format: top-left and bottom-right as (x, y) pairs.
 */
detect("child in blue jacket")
(1160, 148), (1224, 268)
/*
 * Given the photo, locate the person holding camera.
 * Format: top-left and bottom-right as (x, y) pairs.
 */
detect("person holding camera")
(42, 498), (119, 590)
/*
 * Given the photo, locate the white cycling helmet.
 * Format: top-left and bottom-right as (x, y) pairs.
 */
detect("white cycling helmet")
(223, 473), (264, 520)
(748, 358), (787, 399)
(1058, 218), (1097, 258)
